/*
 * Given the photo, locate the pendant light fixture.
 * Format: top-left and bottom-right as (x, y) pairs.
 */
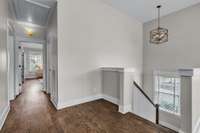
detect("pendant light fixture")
(150, 5), (168, 44)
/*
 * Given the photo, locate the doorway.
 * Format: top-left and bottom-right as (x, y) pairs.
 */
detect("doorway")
(7, 0), (57, 108)
(14, 42), (45, 95)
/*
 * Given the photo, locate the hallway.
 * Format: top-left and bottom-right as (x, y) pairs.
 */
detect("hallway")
(0, 80), (61, 133)
(0, 80), (176, 133)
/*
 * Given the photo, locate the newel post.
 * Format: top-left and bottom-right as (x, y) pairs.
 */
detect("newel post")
(155, 104), (159, 124)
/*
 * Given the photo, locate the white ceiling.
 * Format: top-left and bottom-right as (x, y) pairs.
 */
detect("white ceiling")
(103, 0), (200, 22)
(9, 0), (56, 42)
(11, 0), (56, 26)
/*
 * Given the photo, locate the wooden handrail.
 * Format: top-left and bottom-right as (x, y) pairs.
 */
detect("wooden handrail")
(133, 82), (156, 107)
(133, 81), (159, 124)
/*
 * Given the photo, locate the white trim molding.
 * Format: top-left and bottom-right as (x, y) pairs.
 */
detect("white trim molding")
(57, 94), (120, 110)
(0, 103), (10, 130)
(57, 93), (136, 115)
(57, 94), (102, 110)
(119, 104), (132, 114)
(50, 97), (58, 109)
(193, 117), (200, 133)
(160, 121), (180, 132)
(102, 95), (119, 105)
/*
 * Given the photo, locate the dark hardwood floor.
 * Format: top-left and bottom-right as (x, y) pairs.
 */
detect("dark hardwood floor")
(1, 80), (176, 133)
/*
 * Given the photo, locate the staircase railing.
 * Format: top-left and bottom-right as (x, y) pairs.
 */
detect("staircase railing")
(133, 81), (159, 124)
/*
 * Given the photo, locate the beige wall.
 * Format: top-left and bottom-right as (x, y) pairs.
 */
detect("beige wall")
(0, 0), (9, 130)
(143, 4), (200, 133)
(57, 0), (143, 108)
(143, 3), (200, 98)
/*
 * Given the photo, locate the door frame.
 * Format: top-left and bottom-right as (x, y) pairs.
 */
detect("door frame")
(13, 39), (47, 95)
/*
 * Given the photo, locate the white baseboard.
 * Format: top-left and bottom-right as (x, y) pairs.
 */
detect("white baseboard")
(0, 103), (10, 130)
(160, 121), (180, 132)
(102, 94), (119, 105)
(9, 96), (15, 101)
(50, 97), (58, 109)
(193, 117), (200, 133)
(57, 94), (102, 110)
(57, 94), (120, 110)
(119, 104), (132, 114)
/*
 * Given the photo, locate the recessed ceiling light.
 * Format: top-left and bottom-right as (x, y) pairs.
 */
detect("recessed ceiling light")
(26, 0), (50, 9)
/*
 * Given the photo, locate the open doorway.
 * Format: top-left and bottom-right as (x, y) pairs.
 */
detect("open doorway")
(7, 0), (58, 106)
(22, 42), (44, 87)
(14, 41), (45, 95)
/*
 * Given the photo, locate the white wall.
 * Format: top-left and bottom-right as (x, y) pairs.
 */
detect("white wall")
(143, 4), (200, 133)
(102, 70), (120, 100)
(133, 85), (156, 122)
(57, 0), (143, 109)
(7, 35), (15, 100)
(192, 69), (200, 133)
(0, 0), (9, 130)
(101, 67), (135, 114)
(46, 5), (58, 107)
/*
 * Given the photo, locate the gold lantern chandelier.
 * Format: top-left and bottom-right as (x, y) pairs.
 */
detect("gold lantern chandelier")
(150, 5), (168, 44)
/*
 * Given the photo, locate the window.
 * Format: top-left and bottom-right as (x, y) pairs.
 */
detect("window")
(155, 75), (180, 115)
(29, 54), (43, 72)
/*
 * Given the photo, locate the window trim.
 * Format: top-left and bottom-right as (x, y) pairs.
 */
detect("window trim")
(153, 71), (181, 116)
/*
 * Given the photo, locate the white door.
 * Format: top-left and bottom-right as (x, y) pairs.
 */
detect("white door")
(15, 44), (23, 95)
